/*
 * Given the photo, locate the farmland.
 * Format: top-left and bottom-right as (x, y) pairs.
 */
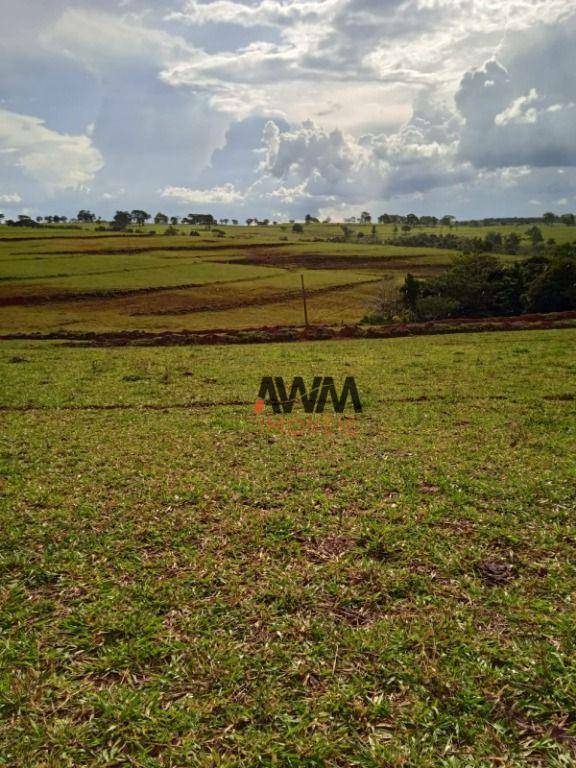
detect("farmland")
(2, 221), (572, 336)
(1, 222), (576, 766)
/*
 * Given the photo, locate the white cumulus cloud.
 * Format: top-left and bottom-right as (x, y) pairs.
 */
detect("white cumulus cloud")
(0, 192), (22, 204)
(160, 183), (243, 204)
(0, 109), (103, 191)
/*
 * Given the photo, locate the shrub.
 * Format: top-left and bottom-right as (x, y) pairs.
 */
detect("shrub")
(526, 257), (576, 312)
(414, 295), (461, 320)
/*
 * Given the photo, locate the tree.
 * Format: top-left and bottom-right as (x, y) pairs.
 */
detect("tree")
(77, 209), (96, 223)
(560, 213), (575, 226)
(188, 214), (215, 228)
(0, 214), (4, 224)
(526, 226), (544, 247)
(131, 210), (150, 227)
(542, 212), (557, 225)
(504, 232), (521, 254)
(340, 224), (352, 241)
(426, 254), (505, 317)
(401, 273), (420, 312)
(170, 216), (179, 225)
(406, 213), (419, 227)
(305, 214), (319, 224)
(485, 231), (503, 249)
(112, 210), (132, 230)
(527, 256), (576, 312)
(441, 215), (455, 227)
(360, 211), (372, 225)
(292, 223), (304, 234)
(154, 212), (168, 225)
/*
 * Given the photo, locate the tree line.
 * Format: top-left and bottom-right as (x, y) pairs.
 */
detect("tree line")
(366, 245), (576, 323)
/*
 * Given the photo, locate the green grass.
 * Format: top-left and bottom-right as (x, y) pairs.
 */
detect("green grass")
(0, 329), (575, 766)
(1, 223), (575, 336)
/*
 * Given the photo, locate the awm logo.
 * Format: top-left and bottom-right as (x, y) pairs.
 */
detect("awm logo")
(255, 376), (362, 414)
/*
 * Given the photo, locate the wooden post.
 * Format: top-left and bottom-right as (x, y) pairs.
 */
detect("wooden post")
(301, 274), (309, 327)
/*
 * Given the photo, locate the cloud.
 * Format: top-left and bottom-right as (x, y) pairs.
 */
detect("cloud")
(160, 183), (243, 204)
(0, 192), (22, 204)
(41, 7), (193, 72)
(260, 119), (369, 182)
(0, 109), (103, 190)
(3, 0), (576, 218)
(167, 0), (333, 29)
(250, 94), (474, 209)
(457, 15), (576, 169)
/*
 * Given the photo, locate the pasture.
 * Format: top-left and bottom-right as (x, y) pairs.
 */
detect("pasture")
(0, 330), (575, 765)
(1, 222), (575, 765)
(2, 221), (572, 336)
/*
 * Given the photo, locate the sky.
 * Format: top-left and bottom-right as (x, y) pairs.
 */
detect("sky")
(1, 0), (576, 221)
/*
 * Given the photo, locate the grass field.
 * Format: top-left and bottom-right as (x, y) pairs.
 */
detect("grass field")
(2, 222), (574, 335)
(1, 222), (576, 765)
(1, 329), (575, 766)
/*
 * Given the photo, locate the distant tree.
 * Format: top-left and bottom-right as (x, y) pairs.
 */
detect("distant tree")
(485, 231), (503, 249)
(246, 218), (255, 226)
(131, 210), (150, 227)
(154, 212), (168, 225)
(504, 232), (521, 254)
(36, 216), (43, 223)
(526, 225), (544, 247)
(440, 215), (455, 227)
(112, 210), (132, 230)
(542, 212), (557, 225)
(360, 211), (372, 225)
(77, 209), (96, 223)
(232, 219), (239, 226)
(0, 213), (4, 224)
(8, 214), (39, 228)
(188, 214), (215, 228)
(560, 213), (575, 226)
(170, 216), (179, 225)
(292, 223), (304, 234)
(406, 213), (420, 227)
(305, 214), (319, 224)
